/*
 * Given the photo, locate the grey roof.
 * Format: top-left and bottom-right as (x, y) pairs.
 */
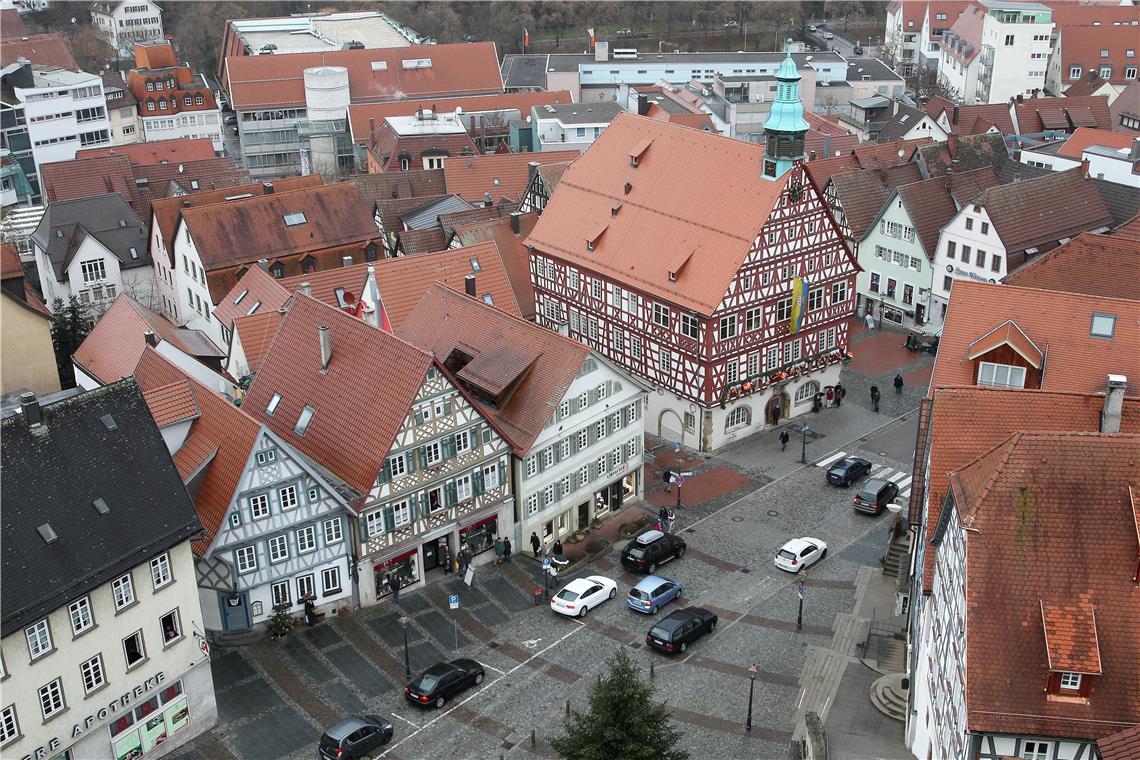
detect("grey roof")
(845, 58), (904, 83)
(399, 194), (474, 230)
(1092, 176), (1140, 227)
(1, 380), (201, 637)
(875, 102), (931, 142)
(995, 160), (1051, 183)
(852, 95), (891, 110)
(501, 54), (550, 88)
(534, 101), (626, 124)
(30, 194), (149, 281)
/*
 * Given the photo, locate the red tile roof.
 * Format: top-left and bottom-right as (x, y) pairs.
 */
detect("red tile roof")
(1098, 724), (1140, 760)
(141, 379), (200, 427)
(443, 151), (580, 205)
(242, 294), (435, 495)
(1003, 232), (1140, 299)
(1055, 127), (1137, 160)
(369, 129), (479, 173)
(1111, 212), (1140, 242)
(452, 212), (540, 320)
(1, 242), (23, 280)
(829, 164), (923, 239)
(1048, 1), (1140, 27)
(134, 347), (263, 554)
(894, 166), (999, 257)
(924, 95), (1016, 136)
(805, 137), (931, 191)
(347, 90), (574, 143)
(528, 112), (789, 316)
(0, 8), (27, 38)
(931, 280), (1139, 394)
(1062, 73), (1116, 99)
(347, 169), (446, 208)
(398, 283), (592, 455)
(966, 319), (1043, 368)
(952, 431), (1140, 739)
(1057, 24), (1140, 88)
(212, 264), (291, 330)
(231, 310), (285, 376)
(225, 42), (504, 111)
(76, 137), (218, 164)
(1014, 95), (1112, 134)
(942, 2), (985, 64)
(72, 295), (225, 385)
(0, 33), (77, 70)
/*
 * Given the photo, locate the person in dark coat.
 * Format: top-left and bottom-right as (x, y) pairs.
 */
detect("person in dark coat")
(493, 537), (504, 565)
(503, 537), (512, 562)
(779, 430), (790, 451)
(834, 383), (845, 407)
(304, 594), (318, 626)
(552, 539), (563, 557)
(894, 374), (904, 394)
(530, 531), (541, 558)
(870, 385), (881, 412)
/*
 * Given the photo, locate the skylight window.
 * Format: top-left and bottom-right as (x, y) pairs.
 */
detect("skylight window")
(246, 300), (261, 316)
(1090, 313), (1116, 338)
(129, 247), (139, 259)
(470, 258), (481, 271)
(283, 212), (307, 227)
(266, 393), (281, 415)
(294, 405), (315, 436)
(482, 294), (494, 305)
(233, 289), (248, 305)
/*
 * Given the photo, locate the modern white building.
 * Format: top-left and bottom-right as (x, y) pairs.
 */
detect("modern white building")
(101, 73), (142, 146)
(530, 101), (625, 153)
(0, 383), (217, 760)
(938, 0), (1053, 104)
(89, 0), (164, 56)
(127, 41), (223, 151)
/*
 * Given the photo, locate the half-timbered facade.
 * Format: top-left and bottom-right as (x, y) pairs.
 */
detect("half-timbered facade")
(242, 293), (513, 607)
(518, 160), (572, 215)
(528, 114), (857, 450)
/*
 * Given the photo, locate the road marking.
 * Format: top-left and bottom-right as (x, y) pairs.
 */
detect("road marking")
(390, 712), (420, 729)
(886, 471), (908, 484)
(380, 626), (583, 757)
(521, 638), (542, 649)
(480, 662), (506, 675)
(816, 451), (847, 468)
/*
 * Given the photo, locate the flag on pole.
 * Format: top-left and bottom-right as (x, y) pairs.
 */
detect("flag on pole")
(523, 28), (529, 48)
(587, 27), (595, 49)
(789, 276), (807, 333)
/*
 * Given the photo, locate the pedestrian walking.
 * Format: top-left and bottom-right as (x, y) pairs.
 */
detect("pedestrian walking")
(894, 374), (904, 394)
(303, 594), (318, 626)
(870, 385), (881, 413)
(864, 312), (875, 332)
(779, 430), (790, 451)
(663, 469), (673, 493)
(834, 382), (845, 407)
(658, 506), (669, 525)
(503, 537), (512, 563)
(552, 539), (563, 557)
(493, 537), (504, 565)
(666, 508), (676, 533)
(530, 531), (541, 558)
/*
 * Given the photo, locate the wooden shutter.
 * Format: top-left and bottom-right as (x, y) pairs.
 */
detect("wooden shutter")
(473, 468), (485, 495)
(418, 446), (428, 469)
(377, 459), (391, 485)
(498, 459), (506, 488)
(442, 435), (455, 458)
(444, 399), (453, 415)
(382, 505), (395, 532)
(445, 481), (457, 507)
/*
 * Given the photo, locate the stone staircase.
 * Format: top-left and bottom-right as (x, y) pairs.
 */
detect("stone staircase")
(792, 645), (850, 741)
(881, 534), (908, 577)
(870, 673), (909, 722)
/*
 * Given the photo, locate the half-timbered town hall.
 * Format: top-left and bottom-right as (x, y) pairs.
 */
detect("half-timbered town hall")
(528, 43), (858, 450)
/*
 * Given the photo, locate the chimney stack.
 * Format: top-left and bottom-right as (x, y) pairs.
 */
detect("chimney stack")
(1016, 93), (1024, 104)
(319, 325), (332, 370)
(822, 133), (831, 157)
(262, 181), (274, 194)
(509, 211), (521, 234)
(528, 160), (540, 186)
(19, 392), (42, 427)
(947, 133), (959, 159)
(484, 191), (493, 208)
(341, 256), (353, 267)
(464, 274), (476, 297)
(637, 93), (649, 116)
(298, 281), (312, 296)
(1101, 374), (1127, 433)
(952, 105), (960, 124)
(144, 331), (158, 347)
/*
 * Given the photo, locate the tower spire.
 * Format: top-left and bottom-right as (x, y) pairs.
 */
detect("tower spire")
(761, 39), (810, 180)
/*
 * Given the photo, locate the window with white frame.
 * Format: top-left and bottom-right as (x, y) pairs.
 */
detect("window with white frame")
(832, 281), (848, 302)
(80, 654), (106, 694)
(297, 525), (317, 553)
(123, 629), (145, 668)
(150, 553), (172, 589)
(297, 575), (315, 601)
(323, 517), (343, 544)
(808, 288), (823, 311)
(526, 456), (538, 477)
(322, 567), (342, 594)
(626, 439), (638, 459)
(160, 609), (181, 645)
(1069, 65), (1081, 79)
(783, 338), (802, 364)
(256, 449), (276, 465)
(745, 307), (762, 331)
(795, 381), (820, 403)
(236, 545), (257, 573)
(653, 302), (670, 327)
(250, 493), (269, 519)
(596, 454), (607, 475)
(424, 440), (442, 465)
(113, 573), (135, 609)
(69, 597), (94, 635)
(719, 314), (737, 340)
(726, 358), (739, 384)
(25, 619), (52, 659)
(1059, 672), (1081, 690)
(455, 429), (471, 453)
(364, 509), (385, 538)
(680, 313), (699, 340)
(81, 259), (107, 283)
(1022, 741), (1049, 760)
(1, 704), (18, 746)
(279, 485), (298, 509)
(269, 535), (289, 563)
(776, 297), (792, 322)
(725, 405), (749, 430)
(543, 447), (554, 469)
(38, 679), (65, 720)
(271, 581), (290, 607)
(392, 499), (412, 528)
(456, 473), (473, 501)
(978, 362), (1026, 388)
(595, 420), (606, 440)
(483, 462), (500, 488)
(820, 326), (838, 351)
(559, 438), (570, 459)
(388, 452), (407, 479)
(578, 464), (589, 486)
(765, 345), (781, 371)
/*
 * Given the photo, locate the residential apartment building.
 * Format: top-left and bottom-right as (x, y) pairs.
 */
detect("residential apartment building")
(134, 348), (358, 631)
(939, 0), (1053, 104)
(530, 102), (625, 153)
(242, 294), (516, 605)
(0, 382), (216, 760)
(127, 41), (223, 151)
(884, 1), (972, 75)
(101, 73), (142, 146)
(0, 63), (110, 203)
(89, 0), (164, 56)
(399, 283), (648, 552)
(1045, 6), (1140, 97)
(366, 109), (478, 173)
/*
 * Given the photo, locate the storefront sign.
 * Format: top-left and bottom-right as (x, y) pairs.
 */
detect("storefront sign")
(374, 548), (417, 570)
(459, 514), (497, 534)
(945, 264), (995, 284)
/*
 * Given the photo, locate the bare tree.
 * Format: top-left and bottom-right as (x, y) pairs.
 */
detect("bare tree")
(878, 30), (902, 70)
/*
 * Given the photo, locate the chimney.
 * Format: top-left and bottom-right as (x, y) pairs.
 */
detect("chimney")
(952, 105), (960, 124)
(624, 181), (632, 195)
(19, 392), (42, 427)
(262, 181), (274, 194)
(144, 331), (158, 347)
(947, 133), (959, 159)
(1101, 374), (1127, 433)
(822, 133), (831, 157)
(464, 274), (476, 297)
(341, 256), (353, 267)
(611, 203), (622, 216)
(637, 93), (649, 116)
(319, 325), (332, 370)
(1080, 158), (1090, 177)
(528, 160), (540, 185)
(369, 117), (375, 136)
(1016, 93), (1024, 104)
(509, 211), (521, 234)
(182, 199), (191, 207)
(484, 191), (493, 207)
(1131, 139), (1140, 162)
(298, 281), (312, 296)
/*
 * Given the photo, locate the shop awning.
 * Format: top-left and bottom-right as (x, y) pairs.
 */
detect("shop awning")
(919, 322), (944, 337)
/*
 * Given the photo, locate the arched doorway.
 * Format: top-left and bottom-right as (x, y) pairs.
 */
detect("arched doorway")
(765, 393), (790, 426)
(658, 408), (685, 446)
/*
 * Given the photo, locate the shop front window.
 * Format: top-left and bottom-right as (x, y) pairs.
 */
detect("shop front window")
(108, 679), (189, 760)
(375, 551), (419, 598)
(460, 516), (498, 556)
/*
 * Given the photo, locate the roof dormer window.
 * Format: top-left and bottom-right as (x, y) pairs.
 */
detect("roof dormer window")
(1059, 672), (1081, 690)
(294, 405), (315, 436)
(978, 361), (1026, 388)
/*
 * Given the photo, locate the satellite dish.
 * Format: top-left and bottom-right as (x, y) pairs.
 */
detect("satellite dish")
(897, 148), (905, 158)
(834, 150), (841, 157)
(455, 106), (463, 115)
(178, 163), (184, 173)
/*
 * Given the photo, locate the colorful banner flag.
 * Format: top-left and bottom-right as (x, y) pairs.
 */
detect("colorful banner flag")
(587, 27), (595, 49)
(790, 276), (807, 333)
(523, 28), (529, 48)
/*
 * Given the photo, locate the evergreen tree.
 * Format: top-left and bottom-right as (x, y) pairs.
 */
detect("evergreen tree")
(550, 649), (688, 760)
(48, 297), (86, 389)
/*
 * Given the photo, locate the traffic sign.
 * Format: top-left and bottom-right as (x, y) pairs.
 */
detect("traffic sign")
(449, 594), (459, 610)
(674, 476), (685, 487)
(679, 470), (693, 477)
(542, 557), (551, 569)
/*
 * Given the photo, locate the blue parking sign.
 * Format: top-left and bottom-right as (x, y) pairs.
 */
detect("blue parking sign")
(449, 594), (459, 610)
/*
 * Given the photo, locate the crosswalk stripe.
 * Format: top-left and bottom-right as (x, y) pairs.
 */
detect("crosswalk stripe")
(896, 477), (913, 491)
(886, 471), (908, 484)
(816, 451), (848, 468)
(899, 490), (911, 500)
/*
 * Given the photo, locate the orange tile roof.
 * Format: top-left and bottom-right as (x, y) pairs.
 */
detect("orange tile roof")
(398, 284), (592, 455)
(452, 212), (539, 320)
(242, 294), (435, 494)
(76, 137), (218, 164)
(369, 128), (478, 173)
(949, 431), (1140, 738)
(347, 90), (574, 143)
(231, 310), (285, 375)
(1098, 724), (1140, 760)
(1055, 127), (1137, 160)
(224, 42), (504, 110)
(805, 137), (930, 190)
(1003, 232), (1140, 299)
(134, 347), (263, 554)
(72, 295), (225, 384)
(1014, 95), (1112, 134)
(443, 151), (580, 205)
(0, 33), (77, 70)
(140, 379), (200, 427)
(1048, 1), (1139, 27)
(0, 8), (27, 38)
(528, 112), (788, 316)
(932, 281), (1139, 394)
(212, 265), (291, 330)
(966, 319), (1043, 368)
(396, 226), (447, 254)
(923, 95), (1016, 136)
(1057, 25), (1140, 87)
(1111, 212), (1140, 242)
(1, 242), (22, 280)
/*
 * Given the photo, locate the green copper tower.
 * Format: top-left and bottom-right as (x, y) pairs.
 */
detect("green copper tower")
(762, 39), (810, 180)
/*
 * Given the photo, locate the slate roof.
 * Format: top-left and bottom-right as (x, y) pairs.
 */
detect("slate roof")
(347, 169), (446, 207)
(951, 432), (1140, 738)
(346, 91), (574, 143)
(242, 294), (435, 495)
(443, 151), (580, 205)
(972, 168), (1114, 255)
(528, 112), (792, 316)
(399, 194), (474, 230)
(396, 227), (447, 255)
(830, 164), (923, 239)
(917, 132), (1010, 177)
(872, 102), (934, 143)
(452, 211), (540, 320)
(891, 166), (1000, 257)
(438, 203), (519, 244)
(1092, 176), (1140, 228)
(844, 57), (903, 83)
(212, 264), (291, 329)
(1003, 232), (1140, 299)
(1014, 95), (1112, 134)
(72, 295), (225, 385)
(0, 380), (201, 636)
(398, 283), (592, 455)
(31, 194), (149, 281)
(0, 33), (78, 70)
(225, 42), (504, 110)
(375, 194), (452, 237)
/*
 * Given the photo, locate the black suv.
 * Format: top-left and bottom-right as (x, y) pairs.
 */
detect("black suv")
(646, 607), (718, 654)
(621, 529), (686, 573)
(852, 478), (899, 514)
(319, 715), (394, 759)
(826, 456), (872, 487)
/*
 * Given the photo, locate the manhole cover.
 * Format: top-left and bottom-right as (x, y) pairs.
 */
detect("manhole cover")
(732, 516), (744, 523)
(859, 437), (870, 442)
(501, 740), (516, 750)
(488, 641), (499, 649)
(767, 510), (779, 517)
(685, 528), (696, 533)
(628, 642), (642, 649)
(740, 567), (751, 574)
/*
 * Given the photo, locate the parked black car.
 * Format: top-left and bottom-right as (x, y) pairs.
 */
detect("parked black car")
(646, 606), (718, 654)
(826, 456), (873, 486)
(620, 529), (686, 573)
(318, 715), (393, 759)
(852, 478), (899, 514)
(404, 659), (485, 709)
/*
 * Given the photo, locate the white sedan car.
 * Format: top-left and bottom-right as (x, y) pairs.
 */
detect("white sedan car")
(550, 575), (617, 618)
(774, 537), (828, 573)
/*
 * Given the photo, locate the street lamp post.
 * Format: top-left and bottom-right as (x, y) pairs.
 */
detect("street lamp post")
(400, 615), (411, 680)
(800, 424), (811, 464)
(745, 664), (757, 731)
(797, 578), (805, 631)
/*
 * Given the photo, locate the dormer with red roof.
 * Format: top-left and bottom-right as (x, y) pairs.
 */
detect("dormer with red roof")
(965, 318), (1044, 388)
(1040, 597), (1102, 701)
